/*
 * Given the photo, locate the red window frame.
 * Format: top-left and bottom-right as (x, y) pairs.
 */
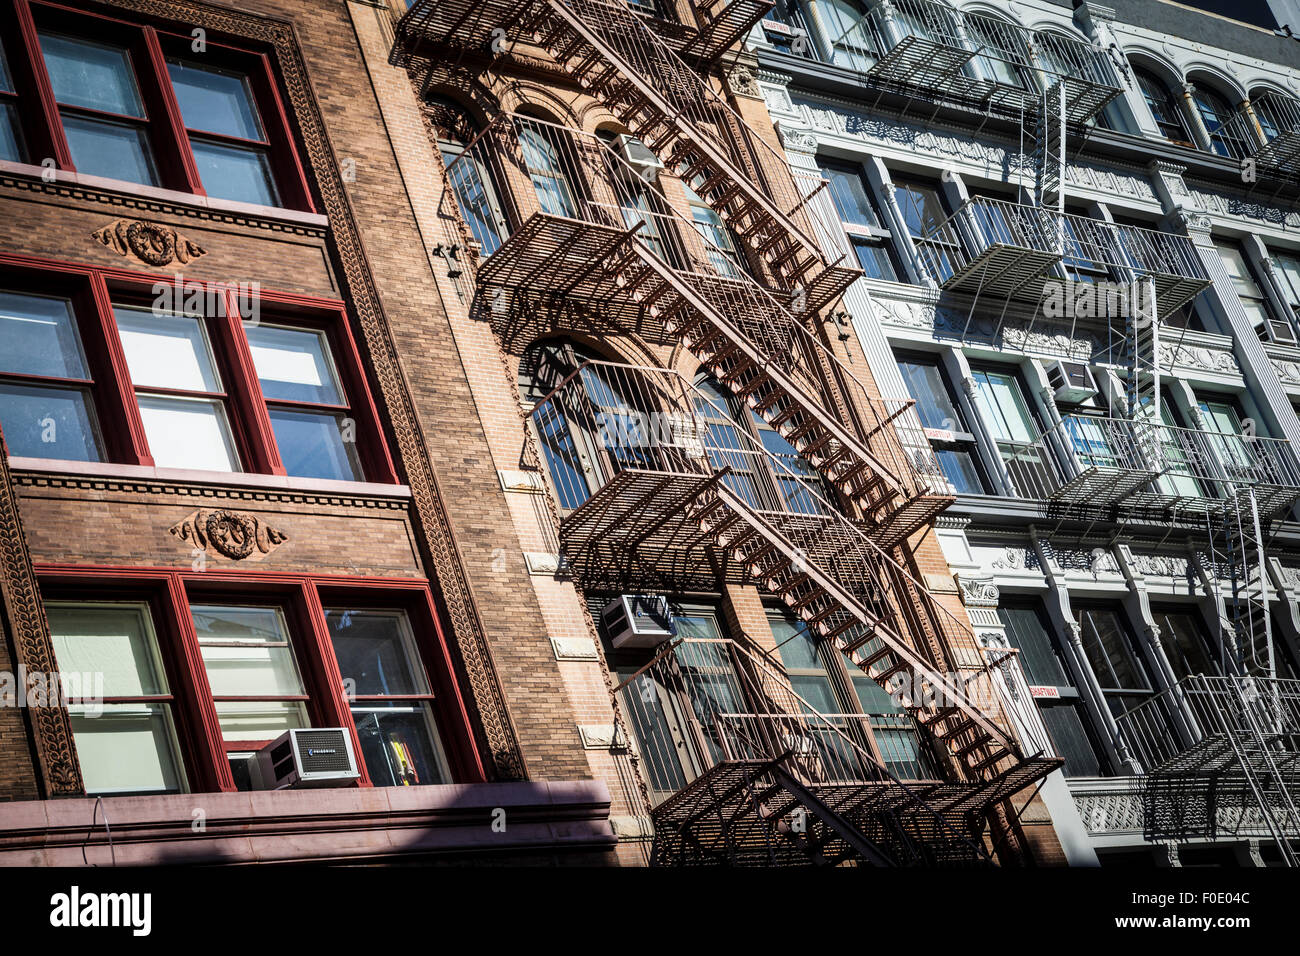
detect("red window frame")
(0, 0), (314, 211)
(0, 254), (398, 484)
(38, 567), (487, 793)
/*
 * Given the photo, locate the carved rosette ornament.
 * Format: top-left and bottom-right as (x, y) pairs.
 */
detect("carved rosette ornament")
(169, 509), (287, 561)
(93, 218), (207, 267)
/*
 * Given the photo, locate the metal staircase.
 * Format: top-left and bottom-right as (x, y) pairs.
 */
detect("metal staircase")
(540, 363), (1060, 810)
(1211, 490), (1277, 679)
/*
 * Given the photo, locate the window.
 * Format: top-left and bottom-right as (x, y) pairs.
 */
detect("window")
(42, 571), (472, 794)
(965, 15), (1027, 89)
(1135, 67), (1193, 145)
(818, 158), (898, 281)
(245, 323), (363, 482)
(819, 0), (874, 72)
(1196, 395), (1256, 479)
(326, 608), (451, 787)
(1150, 606), (1219, 680)
(683, 182), (746, 278)
(998, 601), (1106, 777)
(1266, 247), (1300, 342)
(38, 31), (158, 186)
(1074, 605), (1156, 719)
(192, 604), (310, 770)
(1214, 241), (1271, 338)
(769, 610), (935, 780)
(519, 121), (578, 218)
(895, 352), (987, 494)
(0, 290), (103, 461)
(893, 176), (955, 282)
(433, 96), (508, 256)
(970, 365), (1049, 494)
(1, 3), (310, 209)
(114, 305), (241, 472)
(166, 59), (278, 206)
(1190, 82), (1247, 158)
(0, 36), (24, 161)
(46, 601), (187, 796)
(0, 260), (393, 484)
(1059, 208), (1112, 284)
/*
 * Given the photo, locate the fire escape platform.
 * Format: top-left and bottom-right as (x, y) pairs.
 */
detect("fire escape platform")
(1051, 465), (1162, 508)
(558, 469), (743, 591)
(932, 243), (1062, 300)
(682, 0), (774, 63)
(391, 0), (537, 62)
(1256, 130), (1300, 176)
(476, 213), (672, 341)
(1149, 273), (1213, 316)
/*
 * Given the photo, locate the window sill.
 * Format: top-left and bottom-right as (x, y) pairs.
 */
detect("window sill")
(0, 159), (328, 230)
(9, 456), (410, 500)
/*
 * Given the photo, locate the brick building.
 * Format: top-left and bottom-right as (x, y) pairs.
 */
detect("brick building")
(0, 0), (1074, 867)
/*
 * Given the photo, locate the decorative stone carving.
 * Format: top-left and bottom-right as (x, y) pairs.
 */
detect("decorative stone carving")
(991, 547), (1029, 571)
(1126, 553), (1191, 578)
(727, 64), (762, 98)
(958, 575), (1000, 607)
(93, 219), (207, 267)
(169, 509), (287, 561)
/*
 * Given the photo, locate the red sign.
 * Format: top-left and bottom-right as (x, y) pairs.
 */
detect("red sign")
(1030, 685), (1060, 699)
(923, 427), (955, 442)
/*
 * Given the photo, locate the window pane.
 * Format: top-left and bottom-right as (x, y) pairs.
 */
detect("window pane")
(137, 395), (238, 471)
(934, 448), (984, 495)
(245, 325), (343, 404)
(268, 408), (363, 481)
(351, 702), (450, 786)
(39, 34), (144, 117)
(0, 102), (22, 163)
(897, 357), (960, 431)
(771, 614), (820, 669)
(1152, 608), (1217, 679)
(70, 703), (184, 795)
(192, 605), (305, 697)
(0, 38), (12, 92)
(325, 609), (429, 697)
(820, 161), (880, 228)
(998, 604), (1069, 686)
(213, 700), (308, 744)
(61, 114), (158, 186)
(1076, 607), (1147, 691)
(1041, 703), (1103, 778)
(190, 139), (279, 207)
(0, 381), (101, 461)
(46, 603), (169, 698)
(853, 675), (900, 712)
(115, 309), (221, 392)
(0, 292), (89, 378)
(166, 60), (263, 140)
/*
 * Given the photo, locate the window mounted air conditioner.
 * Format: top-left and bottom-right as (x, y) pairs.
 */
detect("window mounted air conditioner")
(601, 595), (676, 649)
(1046, 360), (1099, 404)
(252, 728), (360, 790)
(613, 134), (663, 179)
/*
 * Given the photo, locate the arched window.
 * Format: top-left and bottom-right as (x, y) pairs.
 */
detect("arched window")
(1189, 81), (1244, 157)
(429, 95), (507, 255)
(1134, 66), (1192, 145)
(596, 129), (680, 267)
(964, 13), (1029, 90)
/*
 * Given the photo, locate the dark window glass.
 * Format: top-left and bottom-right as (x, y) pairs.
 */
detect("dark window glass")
(895, 353), (986, 494)
(1151, 606), (1218, 680)
(1136, 67), (1192, 144)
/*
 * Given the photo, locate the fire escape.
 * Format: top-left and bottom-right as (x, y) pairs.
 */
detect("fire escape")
(394, 0), (1063, 864)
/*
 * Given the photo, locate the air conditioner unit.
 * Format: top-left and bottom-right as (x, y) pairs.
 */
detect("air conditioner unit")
(613, 134), (663, 178)
(1046, 360), (1099, 403)
(601, 595), (676, 649)
(252, 728), (360, 790)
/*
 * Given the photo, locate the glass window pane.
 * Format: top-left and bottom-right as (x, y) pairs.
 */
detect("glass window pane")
(0, 291), (89, 378)
(770, 614), (820, 670)
(39, 33), (145, 117)
(46, 603), (169, 697)
(1152, 607), (1217, 679)
(166, 60), (263, 140)
(1041, 703), (1103, 778)
(0, 38), (13, 93)
(137, 395), (238, 471)
(897, 357), (960, 431)
(189, 139), (279, 207)
(934, 448), (984, 495)
(351, 702), (450, 786)
(1076, 607), (1147, 691)
(820, 160), (880, 228)
(325, 609), (428, 697)
(192, 605), (305, 697)
(268, 408), (363, 481)
(853, 675), (900, 712)
(0, 381), (102, 461)
(115, 309), (221, 392)
(998, 604), (1069, 687)
(213, 700), (307, 744)
(0, 102), (23, 163)
(61, 114), (158, 186)
(245, 324), (343, 404)
(70, 703), (184, 795)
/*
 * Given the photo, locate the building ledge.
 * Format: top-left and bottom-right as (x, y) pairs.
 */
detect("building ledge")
(0, 780), (615, 866)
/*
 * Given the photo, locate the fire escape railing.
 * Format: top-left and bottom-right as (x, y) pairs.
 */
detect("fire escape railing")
(829, 0), (1121, 122)
(445, 113), (949, 516)
(1212, 92), (1300, 174)
(994, 414), (1300, 514)
(915, 197), (1210, 312)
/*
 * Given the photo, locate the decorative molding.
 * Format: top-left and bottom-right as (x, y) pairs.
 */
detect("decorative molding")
(0, 437), (81, 796)
(726, 63), (762, 99)
(551, 636), (599, 661)
(957, 575), (1000, 607)
(578, 723), (623, 750)
(524, 551), (565, 575)
(92, 218), (207, 267)
(169, 508), (288, 562)
(498, 469), (546, 494)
